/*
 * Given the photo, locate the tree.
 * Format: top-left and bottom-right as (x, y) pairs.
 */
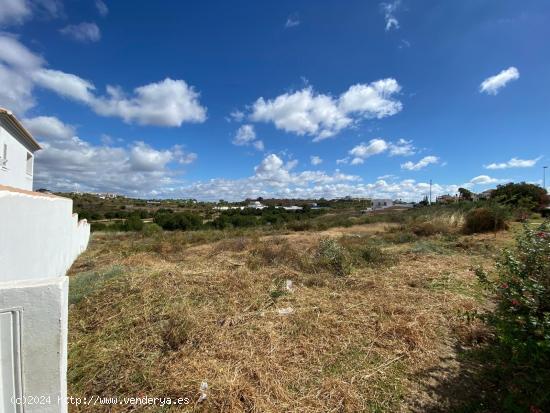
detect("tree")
(492, 182), (549, 210)
(458, 187), (473, 201)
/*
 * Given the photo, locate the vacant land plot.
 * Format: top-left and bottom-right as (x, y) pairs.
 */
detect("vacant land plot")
(67, 223), (513, 412)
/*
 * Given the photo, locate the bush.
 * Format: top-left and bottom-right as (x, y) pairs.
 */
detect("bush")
(463, 207), (507, 234)
(142, 223), (163, 236)
(315, 238), (351, 276)
(124, 214), (144, 231)
(477, 223), (550, 355)
(474, 222), (550, 410)
(409, 221), (448, 236)
(359, 244), (392, 266)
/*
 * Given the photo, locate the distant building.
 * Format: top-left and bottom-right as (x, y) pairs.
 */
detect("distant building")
(478, 189), (495, 200)
(247, 201), (267, 209)
(282, 205), (303, 211)
(0, 108), (41, 190)
(436, 194), (457, 204)
(372, 199), (393, 209)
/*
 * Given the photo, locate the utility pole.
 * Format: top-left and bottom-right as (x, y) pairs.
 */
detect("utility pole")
(544, 166), (548, 191)
(429, 179), (432, 205)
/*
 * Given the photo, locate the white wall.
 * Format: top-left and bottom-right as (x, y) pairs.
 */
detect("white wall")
(0, 187), (90, 412)
(0, 190), (90, 282)
(0, 124), (34, 191)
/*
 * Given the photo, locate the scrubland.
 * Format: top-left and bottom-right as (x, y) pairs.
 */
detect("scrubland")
(66, 207), (537, 412)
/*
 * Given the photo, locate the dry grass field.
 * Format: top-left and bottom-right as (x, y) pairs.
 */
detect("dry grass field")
(66, 223), (514, 412)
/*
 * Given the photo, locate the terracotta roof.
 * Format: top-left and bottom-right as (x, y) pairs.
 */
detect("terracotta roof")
(0, 108), (41, 151)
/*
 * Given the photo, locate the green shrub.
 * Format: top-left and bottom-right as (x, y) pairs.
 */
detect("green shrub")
(474, 222), (550, 410)
(142, 223), (163, 236)
(124, 214), (144, 231)
(477, 223), (550, 355)
(359, 244), (392, 266)
(463, 207), (507, 234)
(315, 238), (351, 276)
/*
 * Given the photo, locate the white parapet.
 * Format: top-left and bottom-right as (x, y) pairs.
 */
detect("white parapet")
(0, 185), (90, 413)
(0, 186), (90, 282)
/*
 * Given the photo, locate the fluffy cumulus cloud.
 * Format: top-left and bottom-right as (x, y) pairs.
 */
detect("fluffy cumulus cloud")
(484, 156), (541, 169)
(172, 155), (465, 201)
(0, 34), (207, 126)
(380, 0), (401, 31)
(249, 79), (402, 141)
(480, 67), (520, 95)
(60, 22), (101, 42)
(24, 115), (197, 194)
(91, 78), (207, 126)
(232, 124), (264, 150)
(310, 155), (323, 166)
(401, 155), (439, 171)
(22, 115), (75, 140)
(344, 138), (415, 165)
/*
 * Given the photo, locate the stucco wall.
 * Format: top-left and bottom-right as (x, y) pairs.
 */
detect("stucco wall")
(0, 189), (90, 282)
(0, 187), (89, 412)
(0, 123), (34, 191)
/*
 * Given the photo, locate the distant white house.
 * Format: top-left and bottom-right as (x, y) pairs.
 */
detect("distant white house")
(0, 108), (41, 191)
(372, 199), (393, 209)
(247, 201), (267, 209)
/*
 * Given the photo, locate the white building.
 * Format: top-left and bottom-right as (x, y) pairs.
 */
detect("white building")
(372, 199), (393, 209)
(0, 109), (90, 412)
(0, 108), (41, 191)
(247, 201), (267, 209)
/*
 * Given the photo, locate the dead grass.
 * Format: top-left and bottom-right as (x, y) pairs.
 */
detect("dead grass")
(67, 223), (511, 412)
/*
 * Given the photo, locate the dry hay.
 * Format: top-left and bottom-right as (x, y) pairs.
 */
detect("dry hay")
(67, 224), (505, 412)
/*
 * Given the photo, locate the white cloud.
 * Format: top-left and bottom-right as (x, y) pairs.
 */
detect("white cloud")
(470, 175), (500, 185)
(484, 156), (541, 169)
(0, 0), (31, 26)
(336, 157), (349, 165)
(92, 78), (207, 126)
(310, 155), (323, 166)
(228, 109), (245, 122)
(349, 139), (388, 159)
(480, 66), (519, 95)
(29, 116), (196, 195)
(232, 124), (264, 151)
(0, 0), (63, 27)
(60, 22), (101, 42)
(346, 138), (413, 165)
(0, 35), (207, 126)
(95, 0), (108, 16)
(388, 138), (415, 156)
(166, 155), (464, 201)
(338, 79), (402, 118)
(285, 14), (300, 28)
(401, 155), (439, 171)
(249, 79), (402, 141)
(233, 124), (256, 145)
(33, 69), (96, 102)
(22, 115), (75, 140)
(380, 1), (401, 31)
(0, 34), (43, 113)
(0, 34), (44, 69)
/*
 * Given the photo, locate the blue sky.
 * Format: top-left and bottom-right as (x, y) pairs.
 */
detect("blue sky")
(1, 0), (549, 200)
